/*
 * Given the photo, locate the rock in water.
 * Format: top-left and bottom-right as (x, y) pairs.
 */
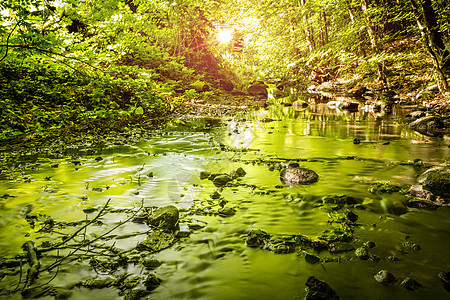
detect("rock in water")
(305, 276), (339, 300)
(401, 277), (422, 291)
(409, 116), (445, 136)
(418, 165), (450, 197)
(212, 174), (233, 187)
(149, 206), (179, 231)
(374, 270), (396, 284)
(280, 166), (319, 185)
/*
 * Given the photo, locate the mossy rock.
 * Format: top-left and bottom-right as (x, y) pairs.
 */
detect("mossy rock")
(418, 165), (450, 197)
(280, 167), (319, 185)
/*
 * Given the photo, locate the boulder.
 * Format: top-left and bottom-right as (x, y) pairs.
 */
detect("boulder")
(418, 165), (450, 197)
(247, 81), (268, 98)
(219, 79), (234, 91)
(280, 166), (319, 185)
(409, 115), (445, 136)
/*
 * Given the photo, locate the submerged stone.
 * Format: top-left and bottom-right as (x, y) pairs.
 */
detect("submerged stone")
(280, 167), (319, 185)
(136, 230), (177, 253)
(305, 276), (339, 300)
(401, 277), (422, 291)
(329, 242), (354, 253)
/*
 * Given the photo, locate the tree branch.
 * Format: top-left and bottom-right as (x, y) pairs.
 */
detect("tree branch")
(0, 19), (21, 63)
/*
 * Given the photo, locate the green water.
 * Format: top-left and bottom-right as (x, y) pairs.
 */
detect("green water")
(1, 103), (449, 299)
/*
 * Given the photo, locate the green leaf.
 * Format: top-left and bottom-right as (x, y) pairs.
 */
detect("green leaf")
(135, 106), (144, 115)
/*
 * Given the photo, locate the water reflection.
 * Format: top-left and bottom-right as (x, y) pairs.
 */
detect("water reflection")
(1, 103), (449, 300)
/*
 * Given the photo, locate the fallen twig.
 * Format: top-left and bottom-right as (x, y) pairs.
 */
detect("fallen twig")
(22, 241), (40, 290)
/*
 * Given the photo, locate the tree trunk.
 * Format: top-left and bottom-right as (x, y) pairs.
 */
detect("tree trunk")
(322, 10), (329, 46)
(360, 0), (387, 86)
(410, 0), (449, 91)
(300, 0), (316, 52)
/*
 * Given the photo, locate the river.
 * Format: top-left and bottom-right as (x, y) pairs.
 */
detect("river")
(1, 100), (449, 299)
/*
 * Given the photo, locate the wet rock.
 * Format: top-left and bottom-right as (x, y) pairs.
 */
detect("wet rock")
(329, 242), (354, 253)
(408, 184), (433, 200)
(246, 229), (270, 248)
(199, 171), (211, 179)
(322, 195), (359, 206)
(365, 241), (376, 248)
(149, 206), (179, 231)
(386, 201), (408, 216)
(280, 166), (318, 185)
(401, 277), (422, 291)
(212, 174), (233, 186)
(247, 81), (268, 98)
(344, 210), (358, 223)
(124, 289), (151, 300)
(305, 276), (339, 300)
(402, 241), (421, 251)
(136, 230), (177, 253)
(406, 198), (438, 210)
(374, 270), (396, 284)
(218, 207), (236, 217)
(210, 191), (221, 199)
(141, 258), (162, 270)
(418, 165), (450, 197)
(355, 246), (370, 260)
(230, 167), (246, 179)
(235, 167), (247, 177)
(409, 115), (445, 136)
(304, 252), (321, 264)
(368, 182), (401, 194)
(438, 269), (450, 291)
(143, 274), (161, 291)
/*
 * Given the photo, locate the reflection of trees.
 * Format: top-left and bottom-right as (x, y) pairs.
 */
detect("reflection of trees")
(250, 103), (427, 142)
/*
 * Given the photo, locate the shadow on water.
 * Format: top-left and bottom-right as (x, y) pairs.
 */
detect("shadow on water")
(0, 96), (449, 299)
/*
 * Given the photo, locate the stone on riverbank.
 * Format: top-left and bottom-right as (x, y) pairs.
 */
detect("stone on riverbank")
(247, 81), (268, 98)
(409, 115), (445, 136)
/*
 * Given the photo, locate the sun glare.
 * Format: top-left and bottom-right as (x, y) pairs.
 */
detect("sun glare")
(217, 29), (233, 43)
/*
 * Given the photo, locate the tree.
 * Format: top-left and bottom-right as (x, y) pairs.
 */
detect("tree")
(410, 0), (449, 91)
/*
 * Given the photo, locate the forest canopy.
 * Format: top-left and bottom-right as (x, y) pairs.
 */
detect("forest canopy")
(0, 0), (449, 141)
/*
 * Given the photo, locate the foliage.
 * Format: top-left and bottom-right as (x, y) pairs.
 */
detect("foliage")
(0, 0), (449, 141)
